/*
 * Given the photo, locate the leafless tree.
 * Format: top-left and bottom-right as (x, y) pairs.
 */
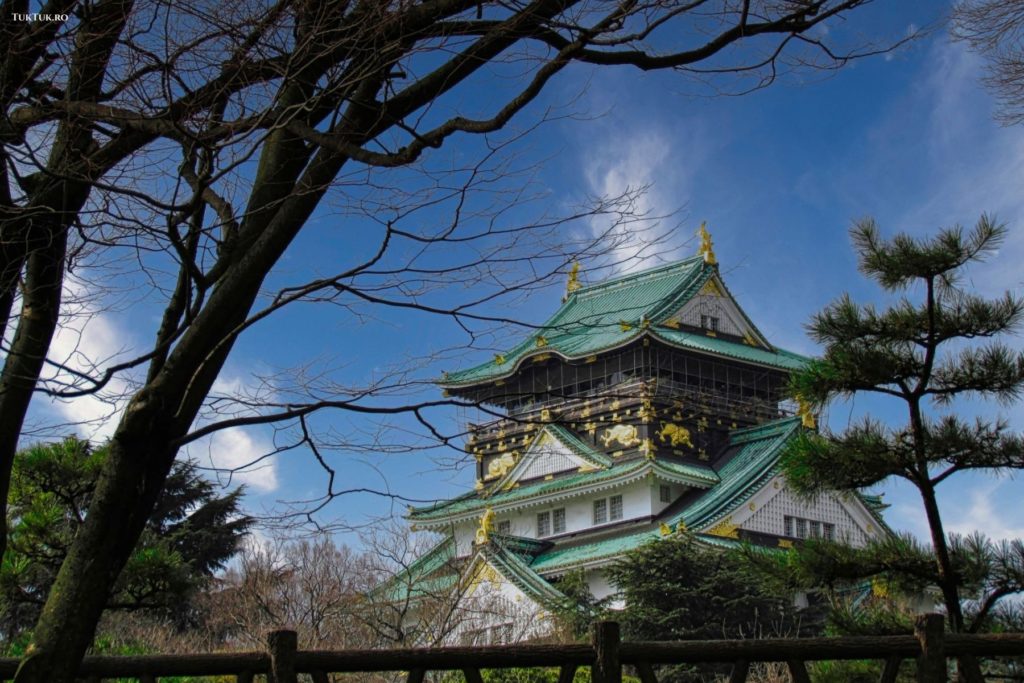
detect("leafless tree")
(0, 1), (911, 679)
(204, 537), (377, 650)
(952, 0), (1024, 125)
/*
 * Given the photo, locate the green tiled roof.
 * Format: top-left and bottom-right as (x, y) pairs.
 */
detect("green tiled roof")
(440, 258), (809, 387)
(483, 540), (571, 610)
(530, 528), (661, 573)
(650, 327), (807, 371)
(374, 537), (459, 602)
(667, 417), (801, 530)
(653, 458), (724, 485)
(529, 530), (742, 574)
(409, 456), (718, 523)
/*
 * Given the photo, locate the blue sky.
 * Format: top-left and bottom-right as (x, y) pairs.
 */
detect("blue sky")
(33, 2), (1024, 547)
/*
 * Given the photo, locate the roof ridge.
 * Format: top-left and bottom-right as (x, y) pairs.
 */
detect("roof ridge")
(571, 257), (704, 299)
(728, 416), (801, 443)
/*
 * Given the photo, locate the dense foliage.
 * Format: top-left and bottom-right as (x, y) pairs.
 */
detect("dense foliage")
(609, 533), (816, 681)
(0, 438), (251, 638)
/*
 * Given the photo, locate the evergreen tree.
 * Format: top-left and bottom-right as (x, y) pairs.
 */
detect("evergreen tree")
(0, 438), (251, 638)
(609, 533), (812, 681)
(780, 216), (1024, 678)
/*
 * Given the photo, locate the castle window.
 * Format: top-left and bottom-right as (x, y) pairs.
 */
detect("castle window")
(784, 515), (836, 541)
(553, 508), (566, 534)
(660, 485), (672, 503)
(795, 518), (807, 539)
(594, 495), (624, 524)
(700, 314), (720, 332)
(610, 495), (623, 520)
(497, 520), (511, 535)
(538, 508), (565, 537)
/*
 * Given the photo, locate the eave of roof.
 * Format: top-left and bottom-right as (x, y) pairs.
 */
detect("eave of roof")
(408, 457), (719, 525)
(529, 530), (743, 575)
(439, 257), (808, 388)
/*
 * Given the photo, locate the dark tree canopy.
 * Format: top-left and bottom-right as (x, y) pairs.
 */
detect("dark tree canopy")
(0, 438), (250, 638)
(609, 534), (812, 681)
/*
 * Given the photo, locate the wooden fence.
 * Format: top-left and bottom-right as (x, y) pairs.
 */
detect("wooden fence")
(2, 614), (1022, 683)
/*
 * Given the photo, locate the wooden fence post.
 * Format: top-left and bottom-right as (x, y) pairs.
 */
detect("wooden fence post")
(591, 621), (621, 683)
(268, 629), (298, 683)
(914, 613), (946, 683)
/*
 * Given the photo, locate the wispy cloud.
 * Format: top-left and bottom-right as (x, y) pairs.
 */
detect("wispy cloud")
(43, 274), (135, 441)
(187, 424), (278, 493)
(579, 114), (710, 274)
(944, 480), (1024, 542)
(184, 373), (279, 493)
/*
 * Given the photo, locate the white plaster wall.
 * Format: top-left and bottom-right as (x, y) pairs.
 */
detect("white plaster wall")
(649, 480), (681, 515)
(586, 569), (617, 601)
(449, 477), (663, 557)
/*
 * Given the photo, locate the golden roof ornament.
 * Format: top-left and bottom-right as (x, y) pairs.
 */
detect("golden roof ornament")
(564, 262), (582, 301)
(698, 221), (717, 266)
(474, 507), (496, 545)
(796, 395), (817, 430)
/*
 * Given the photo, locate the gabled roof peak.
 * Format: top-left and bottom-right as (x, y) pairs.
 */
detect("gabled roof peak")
(568, 256), (704, 300)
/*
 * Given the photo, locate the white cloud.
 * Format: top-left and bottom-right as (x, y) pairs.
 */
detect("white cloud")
(581, 121), (706, 274)
(33, 274), (279, 493)
(187, 425), (278, 493)
(43, 274), (135, 440)
(944, 480), (1024, 543)
(897, 39), (1024, 293)
(184, 372), (280, 493)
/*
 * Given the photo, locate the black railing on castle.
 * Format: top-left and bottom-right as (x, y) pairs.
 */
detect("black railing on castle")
(2, 615), (1022, 682)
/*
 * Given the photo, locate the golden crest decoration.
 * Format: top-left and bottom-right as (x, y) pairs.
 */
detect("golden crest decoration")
(475, 507), (495, 545)
(600, 424), (639, 448)
(657, 422), (693, 448)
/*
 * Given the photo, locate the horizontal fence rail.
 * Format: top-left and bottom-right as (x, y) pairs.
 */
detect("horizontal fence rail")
(0, 615), (1021, 682)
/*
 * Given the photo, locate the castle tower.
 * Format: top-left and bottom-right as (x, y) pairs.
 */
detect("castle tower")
(395, 233), (890, 644)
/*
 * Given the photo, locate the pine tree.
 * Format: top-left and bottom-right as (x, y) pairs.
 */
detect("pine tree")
(0, 438), (251, 639)
(609, 533), (811, 681)
(781, 216), (1024, 679)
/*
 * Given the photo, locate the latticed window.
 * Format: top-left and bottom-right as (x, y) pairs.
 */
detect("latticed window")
(593, 499), (607, 524)
(594, 495), (624, 524)
(497, 520), (511, 535)
(660, 485), (672, 503)
(785, 515), (835, 540)
(610, 495), (623, 520)
(538, 509), (564, 537)
(553, 508), (566, 534)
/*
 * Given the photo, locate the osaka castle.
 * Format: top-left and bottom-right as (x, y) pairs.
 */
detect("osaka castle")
(398, 226), (890, 644)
